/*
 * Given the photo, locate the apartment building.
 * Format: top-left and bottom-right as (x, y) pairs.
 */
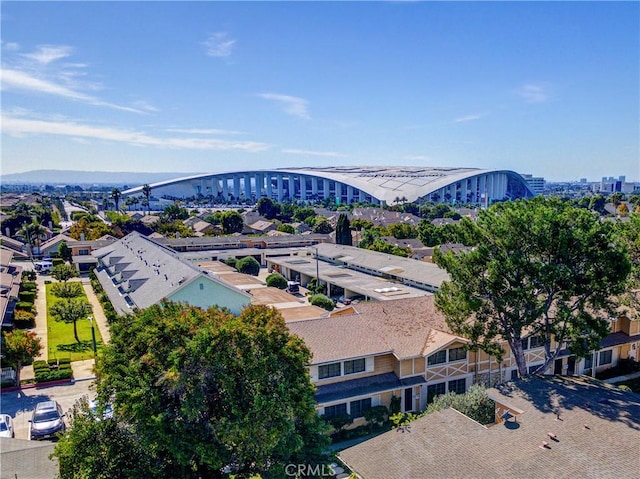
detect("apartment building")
(287, 296), (640, 426)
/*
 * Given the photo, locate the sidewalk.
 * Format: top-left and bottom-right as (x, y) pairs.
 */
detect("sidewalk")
(79, 277), (111, 344)
(20, 275), (109, 384)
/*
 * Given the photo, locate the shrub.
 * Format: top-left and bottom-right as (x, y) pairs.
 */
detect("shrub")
(19, 291), (36, 303)
(224, 258), (237, 268)
(13, 310), (35, 325)
(364, 405), (388, 427)
(21, 281), (37, 292)
(265, 273), (288, 289)
(22, 270), (36, 281)
(15, 302), (33, 313)
(52, 258), (65, 267)
(324, 413), (353, 432)
(236, 256), (260, 276)
(309, 294), (335, 311)
(35, 368), (73, 383)
(389, 395), (402, 415)
(425, 384), (495, 425)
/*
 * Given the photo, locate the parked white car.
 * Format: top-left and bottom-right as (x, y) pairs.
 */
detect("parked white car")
(0, 414), (14, 438)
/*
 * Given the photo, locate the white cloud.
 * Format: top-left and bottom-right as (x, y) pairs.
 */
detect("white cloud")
(257, 93), (310, 119)
(0, 68), (144, 113)
(516, 83), (552, 103)
(203, 33), (236, 57)
(3, 42), (20, 51)
(166, 128), (244, 135)
(21, 45), (73, 65)
(1, 114), (272, 152)
(282, 148), (347, 158)
(454, 113), (485, 123)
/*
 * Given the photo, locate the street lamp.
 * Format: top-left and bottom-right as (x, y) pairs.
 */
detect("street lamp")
(88, 315), (97, 356)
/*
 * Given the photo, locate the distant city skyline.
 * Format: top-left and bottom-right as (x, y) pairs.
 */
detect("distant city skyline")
(1, 2), (638, 182)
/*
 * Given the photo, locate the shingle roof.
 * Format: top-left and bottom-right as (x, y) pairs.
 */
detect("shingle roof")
(287, 296), (451, 363)
(339, 376), (640, 479)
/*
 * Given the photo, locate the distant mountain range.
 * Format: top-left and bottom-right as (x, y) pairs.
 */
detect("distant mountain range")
(0, 170), (203, 186)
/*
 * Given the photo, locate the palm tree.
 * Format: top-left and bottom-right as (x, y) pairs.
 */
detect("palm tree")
(142, 184), (152, 215)
(50, 299), (92, 344)
(111, 188), (122, 211)
(17, 220), (47, 259)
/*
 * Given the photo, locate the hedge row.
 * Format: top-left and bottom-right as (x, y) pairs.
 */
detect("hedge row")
(21, 282), (37, 292)
(35, 368), (73, 383)
(19, 291), (36, 303)
(89, 270), (118, 322)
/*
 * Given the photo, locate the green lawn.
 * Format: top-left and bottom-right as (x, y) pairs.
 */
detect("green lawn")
(46, 283), (104, 362)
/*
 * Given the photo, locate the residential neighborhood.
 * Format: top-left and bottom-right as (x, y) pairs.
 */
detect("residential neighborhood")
(1, 186), (639, 478)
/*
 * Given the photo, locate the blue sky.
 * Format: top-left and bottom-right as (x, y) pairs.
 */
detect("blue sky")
(1, 1), (638, 182)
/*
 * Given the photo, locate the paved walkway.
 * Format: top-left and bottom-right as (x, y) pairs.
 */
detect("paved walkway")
(20, 274), (111, 383)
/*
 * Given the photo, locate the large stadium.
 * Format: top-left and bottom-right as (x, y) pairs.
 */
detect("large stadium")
(123, 166), (535, 205)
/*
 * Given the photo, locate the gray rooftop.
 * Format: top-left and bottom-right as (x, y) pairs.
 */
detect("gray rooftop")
(92, 232), (249, 314)
(339, 375), (640, 479)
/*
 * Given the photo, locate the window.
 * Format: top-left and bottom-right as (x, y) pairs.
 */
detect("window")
(78, 249), (90, 256)
(344, 358), (366, 375)
(448, 378), (466, 394)
(427, 383), (446, 403)
(323, 403), (347, 419)
(448, 347), (467, 362)
(521, 338), (529, 350)
(529, 336), (545, 349)
(510, 369), (519, 380)
(318, 362), (341, 380)
(599, 350), (613, 365)
(528, 364), (543, 374)
(584, 353), (594, 370)
(349, 398), (372, 418)
(427, 350), (447, 366)
(199, 283), (204, 290)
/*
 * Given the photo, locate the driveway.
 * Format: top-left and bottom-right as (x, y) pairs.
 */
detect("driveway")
(0, 379), (95, 440)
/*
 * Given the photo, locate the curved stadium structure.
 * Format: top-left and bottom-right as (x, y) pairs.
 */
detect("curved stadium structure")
(123, 166), (535, 205)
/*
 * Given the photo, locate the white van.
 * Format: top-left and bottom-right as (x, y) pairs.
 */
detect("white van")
(35, 260), (53, 274)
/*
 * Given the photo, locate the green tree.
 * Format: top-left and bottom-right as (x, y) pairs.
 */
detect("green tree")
(50, 298), (92, 344)
(309, 294), (335, 311)
(221, 210), (244, 234)
(312, 218), (334, 234)
(387, 222), (417, 239)
(54, 397), (158, 479)
(58, 241), (72, 262)
(425, 384), (495, 425)
(277, 223), (295, 234)
(142, 184), (152, 215)
(265, 272), (288, 289)
(256, 197), (279, 220)
(236, 256), (261, 276)
(81, 302), (329, 478)
(335, 213), (353, 245)
(350, 218), (374, 232)
(616, 213), (640, 321)
(1, 329), (42, 386)
(292, 207), (316, 224)
(111, 188), (122, 211)
(51, 282), (83, 299)
(16, 220), (47, 259)
(434, 197), (631, 377)
(162, 203), (189, 222)
(589, 194), (606, 213)
(52, 264), (79, 283)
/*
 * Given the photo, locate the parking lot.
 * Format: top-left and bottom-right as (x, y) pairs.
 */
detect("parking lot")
(1, 379), (95, 440)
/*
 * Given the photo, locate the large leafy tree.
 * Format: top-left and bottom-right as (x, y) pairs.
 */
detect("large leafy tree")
(615, 213), (640, 321)
(2, 329), (42, 385)
(59, 302), (329, 478)
(52, 264), (79, 282)
(221, 210), (244, 234)
(434, 197), (631, 377)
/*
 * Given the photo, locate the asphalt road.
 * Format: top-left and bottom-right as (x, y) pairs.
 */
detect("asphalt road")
(0, 379), (95, 440)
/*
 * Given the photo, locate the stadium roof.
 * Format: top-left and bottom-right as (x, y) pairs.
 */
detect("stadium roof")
(123, 166), (535, 205)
